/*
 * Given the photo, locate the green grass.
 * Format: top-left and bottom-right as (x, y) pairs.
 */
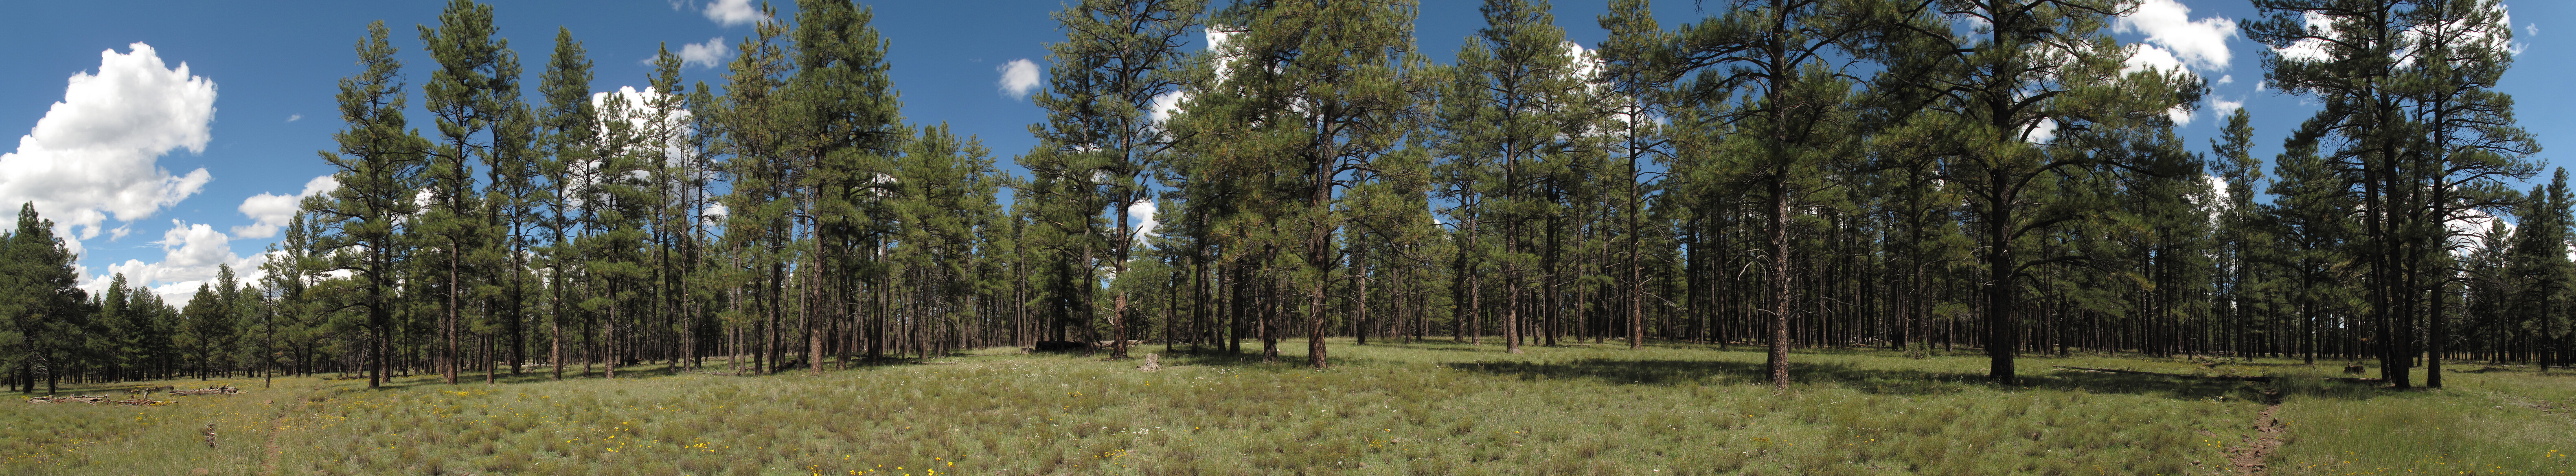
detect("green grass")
(4, 341), (2569, 475)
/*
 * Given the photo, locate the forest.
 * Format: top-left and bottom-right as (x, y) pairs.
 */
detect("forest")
(0, 0), (2557, 397)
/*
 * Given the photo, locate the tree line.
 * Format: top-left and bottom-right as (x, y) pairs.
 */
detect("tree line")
(0, 0), (2554, 393)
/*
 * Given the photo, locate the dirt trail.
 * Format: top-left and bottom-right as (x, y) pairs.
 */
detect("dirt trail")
(259, 398), (290, 476)
(2229, 392), (2287, 475)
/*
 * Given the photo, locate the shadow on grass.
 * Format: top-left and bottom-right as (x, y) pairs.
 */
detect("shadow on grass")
(1445, 357), (2390, 402)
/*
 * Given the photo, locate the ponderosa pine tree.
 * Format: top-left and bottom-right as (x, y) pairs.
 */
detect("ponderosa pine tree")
(2249, 0), (2535, 388)
(1865, 0), (2201, 383)
(1595, 0), (1669, 351)
(536, 26), (596, 381)
(2249, 0), (2417, 386)
(1664, 0), (1875, 390)
(257, 212), (329, 386)
(1428, 61), (1498, 348)
(2397, 0), (2534, 389)
(3, 204), (87, 394)
(1445, 0), (1581, 355)
(311, 21), (430, 389)
(485, 55), (542, 381)
(417, 0), (517, 385)
(714, 3), (796, 373)
(1030, 0), (1204, 361)
(634, 46), (696, 376)
(892, 124), (1003, 358)
(2209, 109), (2268, 358)
(2506, 170), (2570, 370)
(1199, 0), (1422, 368)
(787, 0), (907, 372)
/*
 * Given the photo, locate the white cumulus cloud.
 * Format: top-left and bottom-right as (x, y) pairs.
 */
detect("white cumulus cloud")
(2274, 11), (2335, 63)
(1205, 27), (1246, 83)
(94, 220), (263, 302)
(2116, 0), (2236, 72)
(1127, 199), (1159, 238)
(1149, 91), (1186, 124)
(2025, 117), (2059, 144)
(703, 0), (766, 26)
(0, 42), (215, 256)
(998, 59), (1042, 99)
(592, 86), (694, 163)
(232, 175), (338, 238)
(2212, 98), (2245, 116)
(678, 37), (731, 69)
(2123, 44), (2190, 74)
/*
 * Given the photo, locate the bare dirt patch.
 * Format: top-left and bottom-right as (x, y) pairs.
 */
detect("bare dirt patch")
(2228, 392), (2287, 475)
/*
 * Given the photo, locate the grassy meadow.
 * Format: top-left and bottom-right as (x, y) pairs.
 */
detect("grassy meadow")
(4, 340), (2570, 476)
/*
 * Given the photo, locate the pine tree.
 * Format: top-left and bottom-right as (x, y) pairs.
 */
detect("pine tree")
(1444, 0), (1580, 355)
(1031, 0), (1205, 361)
(714, 3), (796, 373)
(3, 204), (88, 393)
(418, 0), (518, 384)
(257, 212), (329, 383)
(2250, 0), (2536, 387)
(1595, 0), (1669, 351)
(310, 21), (431, 389)
(537, 26), (595, 380)
(788, 0), (908, 372)
(1864, 0), (2201, 383)
(2209, 109), (2267, 359)
(2507, 170), (2570, 370)
(1197, 0), (1421, 368)
(1664, 0), (1875, 390)
(2397, 0), (2535, 388)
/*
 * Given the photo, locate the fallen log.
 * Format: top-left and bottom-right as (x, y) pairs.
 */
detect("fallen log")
(2052, 366), (2383, 384)
(171, 386), (240, 396)
(28, 395), (108, 404)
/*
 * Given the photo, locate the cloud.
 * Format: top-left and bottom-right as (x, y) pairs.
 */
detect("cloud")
(2212, 98), (2245, 116)
(2214, 75), (2233, 86)
(591, 86), (694, 163)
(0, 42), (215, 256)
(2166, 105), (2195, 126)
(2201, 174), (2231, 209)
(286, 114), (301, 122)
(2274, 11), (2335, 63)
(1563, 41), (1600, 82)
(2024, 118), (2059, 144)
(700, 202), (727, 227)
(2122, 44), (2190, 74)
(92, 220), (263, 302)
(702, 0), (766, 26)
(1149, 91), (1186, 124)
(998, 59), (1041, 99)
(231, 175), (338, 238)
(1205, 26), (1244, 82)
(2115, 0), (2236, 71)
(1127, 199), (1159, 238)
(678, 37), (731, 69)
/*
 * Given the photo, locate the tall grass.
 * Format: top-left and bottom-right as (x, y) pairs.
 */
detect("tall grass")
(2267, 365), (2576, 475)
(4, 342), (2561, 475)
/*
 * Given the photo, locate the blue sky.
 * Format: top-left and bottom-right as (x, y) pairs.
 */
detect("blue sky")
(0, 0), (2565, 300)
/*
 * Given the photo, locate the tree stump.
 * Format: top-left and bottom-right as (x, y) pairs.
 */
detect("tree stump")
(203, 423), (217, 449)
(1139, 353), (1162, 372)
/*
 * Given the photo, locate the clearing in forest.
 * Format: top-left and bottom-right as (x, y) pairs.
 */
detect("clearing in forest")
(3, 341), (2569, 475)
